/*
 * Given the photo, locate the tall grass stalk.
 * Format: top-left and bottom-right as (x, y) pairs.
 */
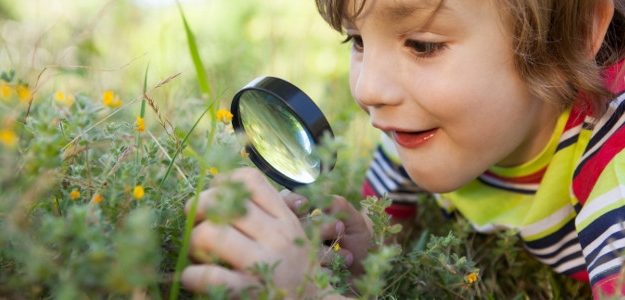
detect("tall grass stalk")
(159, 3), (218, 192)
(169, 163), (206, 300)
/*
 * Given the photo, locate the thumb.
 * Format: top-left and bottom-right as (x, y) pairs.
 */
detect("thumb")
(327, 196), (371, 234)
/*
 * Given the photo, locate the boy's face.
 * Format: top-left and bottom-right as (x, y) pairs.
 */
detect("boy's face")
(346, 0), (559, 192)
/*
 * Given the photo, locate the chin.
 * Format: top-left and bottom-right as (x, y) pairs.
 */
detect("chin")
(409, 173), (472, 194)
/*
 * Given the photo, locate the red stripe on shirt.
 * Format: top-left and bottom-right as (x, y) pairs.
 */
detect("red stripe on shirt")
(483, 167), (547, 185)
(573, 125), (625, 204)
(570, 270), (590, 283)
(603, 59), (625, 94)
(362, 180), (417, 218)
(564, 102), (587, 131)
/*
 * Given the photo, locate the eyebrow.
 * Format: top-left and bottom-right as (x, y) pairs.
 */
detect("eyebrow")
(382, 4), (427, 19)
(342, 0), (451, 29)
(382, 1), (450, 21)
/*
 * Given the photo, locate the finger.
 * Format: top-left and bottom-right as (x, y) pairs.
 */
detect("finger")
(185, 169), (292, 222)
(327, 196), (370, 233)
(319, 219), (345, 242)
(190, 191), (302, 248)
(230, 199), (287, 243)
(182, 264), (259, 296)
(184, 189), (219, 224)
(186, 185), (285, 227)
(189, 221), (263, 270)
(214, 168), (292, 219)
(279, 190), (311, 216)
(325, 196), (372, 276)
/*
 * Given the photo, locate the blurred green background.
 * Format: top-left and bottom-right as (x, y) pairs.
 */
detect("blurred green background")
(0, 0), (378, 157)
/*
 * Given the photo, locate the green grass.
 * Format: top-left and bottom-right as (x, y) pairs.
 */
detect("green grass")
(0, 1), (593, 299)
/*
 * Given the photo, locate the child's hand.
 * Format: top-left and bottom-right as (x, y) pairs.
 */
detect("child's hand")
(280, 191), (373, 280)
(181, 168), (332, 298)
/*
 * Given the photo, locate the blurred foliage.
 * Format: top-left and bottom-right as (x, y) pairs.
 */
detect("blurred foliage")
(0, 0), (373, 186)
(0, 0), (594, 299)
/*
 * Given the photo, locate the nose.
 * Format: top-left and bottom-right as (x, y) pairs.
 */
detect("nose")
(351, 49), (403, 109)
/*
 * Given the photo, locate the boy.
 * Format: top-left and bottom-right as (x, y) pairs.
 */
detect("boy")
(183, 0), (625, 298)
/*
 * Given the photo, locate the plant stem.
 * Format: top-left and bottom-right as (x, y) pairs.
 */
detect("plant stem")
(169, 165), (205, 300)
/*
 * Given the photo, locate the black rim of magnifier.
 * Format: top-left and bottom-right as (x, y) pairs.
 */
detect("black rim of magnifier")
(231, 76), (335, 190)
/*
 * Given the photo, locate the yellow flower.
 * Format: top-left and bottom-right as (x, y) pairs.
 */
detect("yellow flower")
(466, 273), (478, 284)
(216, 109), (233, 123)
(0, 129), (17, 147)
(102, 90), (122, 108)
(240, 149), (249, 158)
(133, 185), (145, 199)
(209, 167), (218, 175)
(54, 92), (74, 106)
(69, 189), (80, 200)
(135, 115), (145, 132)
(333, 242), (341, 252)
(0, 82), (13, 101)
(92, 193), (104, 203)
(15, 84), (31, 102)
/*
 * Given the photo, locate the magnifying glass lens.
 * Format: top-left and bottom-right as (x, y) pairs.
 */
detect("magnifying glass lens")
(238, 90), (320, 185)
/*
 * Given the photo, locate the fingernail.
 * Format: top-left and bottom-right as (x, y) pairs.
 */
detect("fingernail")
(293, 199), (304, 213)
(344, 252), (353, 266)
(336, 221), (345, 235)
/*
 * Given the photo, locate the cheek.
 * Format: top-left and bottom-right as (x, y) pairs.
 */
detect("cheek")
(425, 58), (528, 125)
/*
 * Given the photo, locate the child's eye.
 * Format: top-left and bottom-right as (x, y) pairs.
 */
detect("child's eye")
(342, 35), (364, 52)
(405, 40), (447, 58)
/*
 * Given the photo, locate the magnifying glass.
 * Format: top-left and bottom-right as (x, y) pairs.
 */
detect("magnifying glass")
(231, 76), (335, 190)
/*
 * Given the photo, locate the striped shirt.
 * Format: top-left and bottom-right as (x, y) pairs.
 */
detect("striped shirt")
(362, 61), (625, 298)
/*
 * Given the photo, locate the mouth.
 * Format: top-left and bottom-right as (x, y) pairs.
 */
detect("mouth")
(392, 129), (438, 148)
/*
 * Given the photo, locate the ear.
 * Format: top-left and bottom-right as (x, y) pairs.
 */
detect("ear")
(591, 0), (615, 56)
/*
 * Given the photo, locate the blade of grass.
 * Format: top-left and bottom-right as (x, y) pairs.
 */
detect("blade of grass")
(141, 63), (148, 118)
(135, 63), (149, 179)
(163, 1), (223, 191)
(176, 1), (211, 98)
(176, 0), (219, 151)
(169, 4), (223, 299)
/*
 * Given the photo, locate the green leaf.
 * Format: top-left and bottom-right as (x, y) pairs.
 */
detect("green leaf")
(176, 1), (211, 97)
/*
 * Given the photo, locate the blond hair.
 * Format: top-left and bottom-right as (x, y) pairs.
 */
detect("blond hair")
(315, 0), (625, 117)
